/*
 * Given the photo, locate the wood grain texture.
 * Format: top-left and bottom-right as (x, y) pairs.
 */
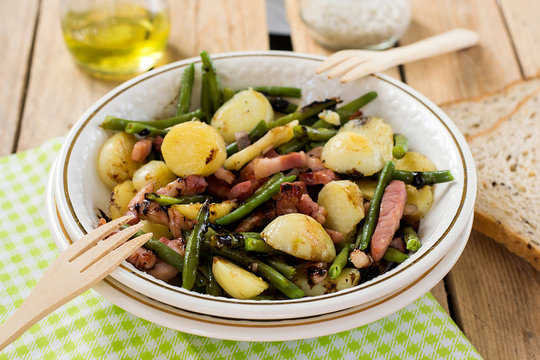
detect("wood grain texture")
(0, 0), (39, 155)
(499, 0), (540, 77)
(401, 0), (522, 104)
(16, 0), (269, 151)
(446, 231), (540, 359)
(283, 0), (401, 80)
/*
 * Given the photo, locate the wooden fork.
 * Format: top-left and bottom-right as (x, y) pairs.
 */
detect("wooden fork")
(0, 216), (152, 350)
(316, 28), (479, 83)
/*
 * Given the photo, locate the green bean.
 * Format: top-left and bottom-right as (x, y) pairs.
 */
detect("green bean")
(293, 125), (337, 141)
(245, 173), (284, 202)
(250, 86), (302, 98)
(241, 232), (262, 239)
(383, 247), (409, 263)
(336, 91), (377, 124)
(392, 169), (454, 187)
(307, 141), (327, 150)
(222, 87), (235, 102)
(100, 109), (204, 131)
(125, 123), (168, 137)
(207, 234), (244, 249)
(265, 257), (296, 279)
(269, 98), (339, 129)
(356, 161), (395, 250)
(215, 174), (296, 226)
(205, 260), (223, 296)
(182, 200), (210, 290)
(244, 237), (279, 253)
(403, 227), (421, 252)
(277, 138), (308, 154)
(143, 238), (184, 272)
(203, 245), (304, 299)
(225, 120), (269, 156)
(392, 133), (409, 159)
(144, 193), (211, 206)
(200, 71), (212, 121)
(329, 244), (353, 279)
(200, 51), (222, 114)
(176, 63), (195, 116)
(268, 97), (299, 114)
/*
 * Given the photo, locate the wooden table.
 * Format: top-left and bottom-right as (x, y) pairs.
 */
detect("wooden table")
(1, 0), (538, 358)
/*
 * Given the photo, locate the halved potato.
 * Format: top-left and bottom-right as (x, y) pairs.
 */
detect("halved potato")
(317, 180), (364, 239)
(293, 266), (361, 296)
(212, 257), (268, 299)
(211, 89), (274, 143)
(162, 121), (227, 177)
(354, 179), (377, 200)
(132, 160), (177, 191)
(394, 151), (437, 172)
(405, 185), (433, 222)
(139, 220), (172, 240)
(97, 132), (141, 189)
(262, 213), (336, 262)
(171, 200), (237, 222)
(109, 180), (137, 219)
(321, 117), (393, 176)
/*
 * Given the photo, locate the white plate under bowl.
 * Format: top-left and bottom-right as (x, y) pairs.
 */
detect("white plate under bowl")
(52, 51), (476, 320)
(45, 165), (472, 341)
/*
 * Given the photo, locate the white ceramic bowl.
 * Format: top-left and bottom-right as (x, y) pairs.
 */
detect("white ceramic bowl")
(50, 51), (476, 320)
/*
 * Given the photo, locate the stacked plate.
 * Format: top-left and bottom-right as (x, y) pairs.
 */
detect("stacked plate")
(45, 52), (476, 341)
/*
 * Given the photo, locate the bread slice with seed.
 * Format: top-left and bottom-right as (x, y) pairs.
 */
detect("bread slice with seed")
(441, 78), (540, 270)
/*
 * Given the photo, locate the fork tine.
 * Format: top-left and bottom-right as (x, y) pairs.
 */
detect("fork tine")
(62, 215), (135, 259)
(316, 50), (359, 74)
(81, 233), (153, 282)
(340, 61), (386, 83)
(327, 56), (371, 79)
(72, 222), (145, 270)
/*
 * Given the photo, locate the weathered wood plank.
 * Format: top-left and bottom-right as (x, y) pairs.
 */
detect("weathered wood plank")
(499, 0), (540, 77)
(401, 0), (521, 104)
(446, 231), (540, 359)
(0, 0), (39, 155)
(16, 0), (269, 151)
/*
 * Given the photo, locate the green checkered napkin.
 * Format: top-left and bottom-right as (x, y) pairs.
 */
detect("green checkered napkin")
(0, 138), (481, 359)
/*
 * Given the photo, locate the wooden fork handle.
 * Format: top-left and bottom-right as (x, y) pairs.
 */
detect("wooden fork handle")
(385, 28), (479, 67)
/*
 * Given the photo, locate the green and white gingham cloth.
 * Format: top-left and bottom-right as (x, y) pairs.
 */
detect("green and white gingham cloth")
(0, 138), (482, 360)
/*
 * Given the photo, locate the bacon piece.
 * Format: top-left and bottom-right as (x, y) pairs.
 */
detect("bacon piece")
(306, 147), (323, 158)
(214, 167), (236, 185)
(325, 229), (344, 244)
(252, 152), (307, 179)
(132, 139), (153, 162)
(158, 236), (186, 256)
(146, 237), (185, 282)
(139, 200), (169, 226)
(124, 183), (154, 224)
(264, 149), (279, 158)
(299, 169), (338, 185)
(206, 175), (231, 200)
(152, 136), (164, 152)
(156, 175), (207, 197)
(297, 194), (326, 224)
(350, 249), (372, 269)
(234, 206), (276, 232)
(97, 218), (107, 227)
(306, 147), (325, 171)
(168, 208), (196, 237)
(389, 237), (406, 253)
(306, 262), (328, 285)
(235, 131), (251, 150)
(274, 182), (303, 216)
(370, 180), (407, 262)
(228, 180), (254, 202)
(126, 247), (156, 271)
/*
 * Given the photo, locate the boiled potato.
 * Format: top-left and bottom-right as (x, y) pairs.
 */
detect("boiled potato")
(171, 200), (237, 222)
(97, 132), (141, 189)
(109, 180), (137, 219)
(395, 151), (437, 172)
(224, 121), (297, 171)
(405, 185), (433, 222)
(139, 220), (172, 240)
(321, 117), (393, 176)
(211, 89), (274, 143)
(293, 266), (360, 296)
(161, 121), (227, 177)
(317, 180), (364, 239)
(262, 213), (336, 262)
(212, 257), (268, 299)
(132, 160), (177, 191)
(354, 180), (377, 200)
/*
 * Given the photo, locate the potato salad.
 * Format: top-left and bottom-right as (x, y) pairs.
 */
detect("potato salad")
(96, 52), (454, 300)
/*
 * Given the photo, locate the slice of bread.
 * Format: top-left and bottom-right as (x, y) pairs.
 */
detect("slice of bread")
(441, 78), (540, 270)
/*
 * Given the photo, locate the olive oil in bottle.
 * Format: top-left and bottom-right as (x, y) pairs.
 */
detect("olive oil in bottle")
(61, 4), (170, 78)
